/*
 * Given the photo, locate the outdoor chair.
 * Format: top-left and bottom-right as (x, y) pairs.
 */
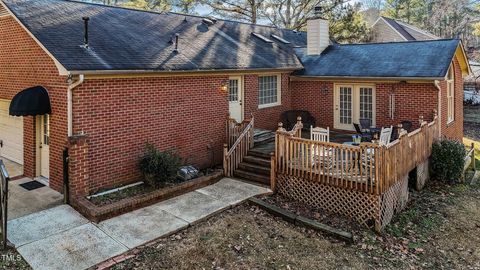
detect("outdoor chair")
(359, 118), (372, 132)
(379, 126), (393, 146)
(310, 126), (329, 142)
(360, 126), (393, 181)
(310, 126), (335, 170)
(401, 120), (413, 133)
(354, 123), (373, 142)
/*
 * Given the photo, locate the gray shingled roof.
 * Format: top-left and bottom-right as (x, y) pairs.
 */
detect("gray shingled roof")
(2, 0), (306, 72)
(2, 0), (462, 79)
(294, 39), (460, 79)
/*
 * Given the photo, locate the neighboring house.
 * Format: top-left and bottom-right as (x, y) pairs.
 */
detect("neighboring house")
(0, 0), (470, 198)
(464, 61), (480, 104)
(370, 16), (439, 42)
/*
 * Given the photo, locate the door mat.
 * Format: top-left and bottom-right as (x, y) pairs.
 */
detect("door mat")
(19, 180), (45, 191)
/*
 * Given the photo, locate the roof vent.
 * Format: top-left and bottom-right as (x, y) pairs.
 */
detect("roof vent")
(0, 5), (9, 17)
(202, 18), (215, 26)
(173, 33), (179, 52)
(82, 17), (90, 48)
(271, 34), (291, 44)
(252, 33), (273, 43)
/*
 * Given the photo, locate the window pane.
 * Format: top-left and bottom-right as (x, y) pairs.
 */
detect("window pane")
(259, 76), (278, 106)
(360, 87), (373, 122)
(228, 79), (238, 102)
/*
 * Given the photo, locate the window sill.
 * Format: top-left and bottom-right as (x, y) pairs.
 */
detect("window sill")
(447, 119), (455, 126)
(258, 102), (281, 109)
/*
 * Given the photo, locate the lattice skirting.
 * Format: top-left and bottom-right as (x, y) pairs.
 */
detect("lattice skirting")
(276, 174), (379, 229)
(379, 175), (409, 230)
(276, 174), (410, 232)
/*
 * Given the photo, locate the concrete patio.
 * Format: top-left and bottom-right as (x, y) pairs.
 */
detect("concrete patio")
(8, 177), (63, 220)
(7, 178), (271, 270)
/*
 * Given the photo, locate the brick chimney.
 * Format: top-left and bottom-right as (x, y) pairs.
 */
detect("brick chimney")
(307, 6), (329, 55)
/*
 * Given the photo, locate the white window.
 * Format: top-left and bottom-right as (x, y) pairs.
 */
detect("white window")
(258, 75), (281, 108)
(447, 65), (455, 123)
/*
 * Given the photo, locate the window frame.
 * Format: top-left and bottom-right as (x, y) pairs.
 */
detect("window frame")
(446, 64), (455, 124)
(258, 74), (282, 109)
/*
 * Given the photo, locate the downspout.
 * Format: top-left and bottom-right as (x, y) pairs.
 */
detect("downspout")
(434, 80), (442, 137)
(67, 74), (85, 137)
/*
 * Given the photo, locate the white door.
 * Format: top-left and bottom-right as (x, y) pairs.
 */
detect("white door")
(0, 100), (23, 164)
(334, 85), (354, 130)
(334, 85), (376, 131)
(40, 114), (50, 178)
(228, 76), (243, 122)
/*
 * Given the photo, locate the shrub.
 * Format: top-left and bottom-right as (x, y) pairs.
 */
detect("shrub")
(139, 144), (181, 187)
(431, 139), (465, 182)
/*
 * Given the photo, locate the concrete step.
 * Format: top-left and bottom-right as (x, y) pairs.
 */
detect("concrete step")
(243, 155), (271, 168)
(238, 162), (271, 176)
(234, 169), (270, 185)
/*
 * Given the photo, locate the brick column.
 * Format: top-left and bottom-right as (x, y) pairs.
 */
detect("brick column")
(67, 134), (89, 197)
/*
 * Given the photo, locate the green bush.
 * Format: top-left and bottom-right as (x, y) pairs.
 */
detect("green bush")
(139, 144), (181, 187)
(431, 139), (465, 182)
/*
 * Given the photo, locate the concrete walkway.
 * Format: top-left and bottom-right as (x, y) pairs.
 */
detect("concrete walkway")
(8, 178), (271, 270)
(8, 178), (64, 220)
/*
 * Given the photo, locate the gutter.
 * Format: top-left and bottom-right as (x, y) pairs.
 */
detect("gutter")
(67, 67), (302, 76)
(67, 74), (85, 137)
(434, 80), (442, 137)
(291, 75), (445, 81)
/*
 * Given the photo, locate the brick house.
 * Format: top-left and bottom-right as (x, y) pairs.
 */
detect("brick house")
(0, 0), (470, 198)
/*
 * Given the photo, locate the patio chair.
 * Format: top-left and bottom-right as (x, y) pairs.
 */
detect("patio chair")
(379, 126), (393, 146)
(310, 126), (335, 170)
(359, 118), (372, 132)
(310, 126), (329, 142)
(354, 123), (372, 142)
(401, 120), (413, 133)
(360, 126), (393, 181)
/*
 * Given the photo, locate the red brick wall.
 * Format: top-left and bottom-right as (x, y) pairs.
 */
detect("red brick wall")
(72, 76), (229, 194)
(0, 16), (68, 192)
(244, 74), (291, 130)
(440, 58), (464, 141)
(290, 80), (334, 128)
(376, 82), (438, 129)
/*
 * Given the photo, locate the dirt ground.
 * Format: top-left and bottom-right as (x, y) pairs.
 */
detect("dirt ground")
(110, 179), (480, 270)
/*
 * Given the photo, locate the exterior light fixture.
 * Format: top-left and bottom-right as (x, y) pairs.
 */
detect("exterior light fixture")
(220, 80), (229, 93)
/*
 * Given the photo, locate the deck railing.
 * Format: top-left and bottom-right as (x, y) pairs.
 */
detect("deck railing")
(272, 113), (440, 231)
(224, 115), (254, 177)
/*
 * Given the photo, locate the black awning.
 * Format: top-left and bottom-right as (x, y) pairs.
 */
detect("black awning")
(9, 86), (52, 116)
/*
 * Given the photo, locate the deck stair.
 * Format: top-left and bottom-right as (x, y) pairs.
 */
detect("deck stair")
(234, 129), (275, 185)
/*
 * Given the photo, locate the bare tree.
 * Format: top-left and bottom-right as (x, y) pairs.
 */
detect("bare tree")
(201, 0), (266, 23)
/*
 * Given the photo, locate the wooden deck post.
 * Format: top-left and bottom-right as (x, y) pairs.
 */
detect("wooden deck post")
(472, 142), (476, 171)
(223, 143), (228, 177)
(270, 152), (276, 192)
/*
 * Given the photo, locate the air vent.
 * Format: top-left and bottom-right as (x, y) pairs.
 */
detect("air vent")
(271, 34), (291, 44)
(202, 18), (214, 26)
(252, 33), (273, 43)
(0, 5), (9, 17)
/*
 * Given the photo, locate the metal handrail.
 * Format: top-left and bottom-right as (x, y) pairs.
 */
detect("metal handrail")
(0, 160), (9, 250)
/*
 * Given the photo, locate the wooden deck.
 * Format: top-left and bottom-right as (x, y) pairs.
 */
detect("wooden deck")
(271, 114), (440, 231)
